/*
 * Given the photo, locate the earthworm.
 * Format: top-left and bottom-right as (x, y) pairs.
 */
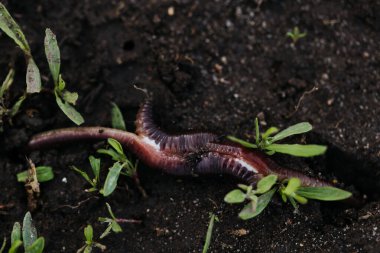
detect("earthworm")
(28, 100), (331, 187)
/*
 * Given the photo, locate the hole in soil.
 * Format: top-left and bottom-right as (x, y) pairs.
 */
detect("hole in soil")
(123, 40), (135, 51)
(326, 145), (380, 200)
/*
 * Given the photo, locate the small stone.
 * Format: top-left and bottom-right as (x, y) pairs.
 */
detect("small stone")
(167, 6), (175, 16)
(62, 177), (67, 183)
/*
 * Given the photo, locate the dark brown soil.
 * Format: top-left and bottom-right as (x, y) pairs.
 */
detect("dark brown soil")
(1, 0), (379, 252)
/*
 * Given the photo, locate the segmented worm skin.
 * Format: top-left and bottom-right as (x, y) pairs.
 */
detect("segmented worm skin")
(28, 101), (331, 187)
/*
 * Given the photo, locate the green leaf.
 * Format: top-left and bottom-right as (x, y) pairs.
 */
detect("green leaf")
(224, 189), (246, 204)
(296, 186), (352, 201)
(265, 144), (327, 157)
(56, 95), (84, 125)
(245, 188), (276, 219)
(293, 194), (308, 204)
(26, 58), (41, 94)
(255, 175), (278, 194)
(84, 225), (93, 243)
(17, 166), (54, 183)
(111, 102), (126, 130)
(97, 149), (124, 161)
(283, 178), (301, 196)
(58, 75), (65, 91)
(71, 166), (94, 186)
(10, 95), (26, 117)
(44, 28), (60, 84)
(0, 68), (14, 98)
(99, 224), (112, 239)
(270, 122), (312, 143)
(62, 91), (78, 105)
(8, 240), (22, 253)
(89, 156), (100, 181)
(105, 203), (116, 220)
(111, 221), (122, 233)
(22, 212), (38, 249)
(262, 126), (279, 140)
(26, 237), (44, 253)
(202, 214), (217, 253)
(107, 138), (124, 155)
(226, 136), (257, 148)
(238, 201), (257, 220)
(237, 184), (249, 191)
(102, 162), (123, 197)
(84, 245), (92, 253)
(0, 3), (30, 53)
(11, 222), (21, 244)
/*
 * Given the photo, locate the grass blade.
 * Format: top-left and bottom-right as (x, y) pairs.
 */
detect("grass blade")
(0, 68), (14, 98)
(296, 186), (352, 201)
(266, 144), (327, 157)
(17, 166), (54, 183)
(111, 102), (126, 130)
(202, 214), (217, 253)
(227, 136), (257, 148)
(270, 122), (312, 143)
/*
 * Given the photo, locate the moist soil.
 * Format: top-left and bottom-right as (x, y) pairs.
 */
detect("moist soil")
(1, 0), (380, 252)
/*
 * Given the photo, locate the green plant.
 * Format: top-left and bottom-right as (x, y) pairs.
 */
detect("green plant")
(286, 26), (307, 44)
(228, 119), (327, 157)
(0, 3), (41, 93)
(44, 28), (84, 125)
(0, 68), (26, 132)
(202, 213), (219, 253)
(17, 166), (54, 183)
(1, 212), (45, 253)
(76, 225), (106, 253)
(224, 175), (352, 220)
(111, 103), (126, 131)
(72, 156), (101, 192)
(98, 203), (122, 239)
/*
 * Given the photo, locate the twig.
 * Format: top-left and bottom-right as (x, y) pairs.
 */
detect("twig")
(287, 85), (319, 118)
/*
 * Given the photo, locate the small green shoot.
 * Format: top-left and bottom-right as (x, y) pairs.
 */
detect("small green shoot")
(225, 175), (278, 219)
(44, 28), (84, 125)
(225, 175), (352, 220)
(17, 166), (54, 183)
(286, 27), (307, 44)
(0, 3), (41, 93)
(77, 225), (106, 253)
(98, 203), (123, 239)
(111, 103), (126, 130)
(98, 138), (146, 197)
(0, 238), (5, 253)
(0, 68), (26, 132)
(202, 213), (219, 253)
(72, 156), (101, 192)
(228, 120), (327, 157)
(1, 212), (45, 253)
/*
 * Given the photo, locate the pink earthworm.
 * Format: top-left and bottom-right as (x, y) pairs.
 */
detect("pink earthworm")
(28, 100), (331, 187)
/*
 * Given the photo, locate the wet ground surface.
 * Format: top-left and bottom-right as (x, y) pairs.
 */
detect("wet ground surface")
(0, 0), (379, 252)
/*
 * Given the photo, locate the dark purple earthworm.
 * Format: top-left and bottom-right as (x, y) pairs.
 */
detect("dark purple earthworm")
(28, 100), (331, 187)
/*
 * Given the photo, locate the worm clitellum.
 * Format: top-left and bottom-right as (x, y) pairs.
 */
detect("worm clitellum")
(28, 100), (332, 187)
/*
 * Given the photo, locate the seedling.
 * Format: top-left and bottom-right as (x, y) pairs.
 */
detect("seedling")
(0, 68), (26, 132)
(98, 203), (123, 239)
(286, 26), (307, 44)
(77, 225), (106, 253)
(0, 3), (41, 93)
(224, 175), (352, 220)
(98, 138), (147, 197)
(72, 156), (101, 192)
(228, 119), (327, 157)
(1, 212), (45, 253)
(202, 213), (219, 253)
(44, 28), (84, 125)
(17, 166), (54, 183)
